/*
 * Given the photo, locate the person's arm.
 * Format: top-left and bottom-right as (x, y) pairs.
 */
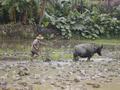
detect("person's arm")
(39, 41), (48, 46)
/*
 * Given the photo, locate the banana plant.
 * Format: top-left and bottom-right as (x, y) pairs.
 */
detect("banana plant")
(2, 0), (27, 23)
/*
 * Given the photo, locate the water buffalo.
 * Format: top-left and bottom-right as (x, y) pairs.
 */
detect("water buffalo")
(73, 43), (103, 61)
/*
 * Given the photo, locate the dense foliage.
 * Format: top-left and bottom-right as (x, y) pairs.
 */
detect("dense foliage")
(0, 0), (40, 24)
(43, 1), (120, 39)
(0, 0), (120, 39)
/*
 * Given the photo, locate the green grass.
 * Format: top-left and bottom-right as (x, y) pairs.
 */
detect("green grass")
(50, 52), (72, 61)
(92, 39), (120, 45)
(43, 48), (72, 61)
(0, 39), (120, 61)
(73, 39), (120, 45)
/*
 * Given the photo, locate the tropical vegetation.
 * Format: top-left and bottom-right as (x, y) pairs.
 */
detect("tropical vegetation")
(0, 0), (120, 39)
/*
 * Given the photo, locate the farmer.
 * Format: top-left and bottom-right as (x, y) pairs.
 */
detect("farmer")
(30, 34), (47, 61)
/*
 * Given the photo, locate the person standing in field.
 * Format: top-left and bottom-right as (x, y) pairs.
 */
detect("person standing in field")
(30, 34), (47, 61)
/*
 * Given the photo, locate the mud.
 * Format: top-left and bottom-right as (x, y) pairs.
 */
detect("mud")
(0, 56), (120, 90)
(0, 40), (120, 90)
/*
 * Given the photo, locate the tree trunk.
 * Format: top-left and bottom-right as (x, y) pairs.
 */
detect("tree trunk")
(21, 9), (28, 24)
(13, 7), (16, 23)
(39, 0), (46, 25)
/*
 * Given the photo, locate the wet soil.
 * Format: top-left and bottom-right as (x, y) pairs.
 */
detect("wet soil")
(0, 56), (120, 90)
(0, 40), (120, 90)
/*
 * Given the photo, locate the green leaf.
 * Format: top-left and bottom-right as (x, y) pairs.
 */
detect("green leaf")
(92, 34), (99, 38)
(70, 21), (76, 24)
(62, 32), (66, 35)
(26, 0), (31, 2)
(56, 25), (60, 28)
(61, 29), (66, 32)
(60, 25), (64, 29)
(65, 25), (70, 30)
(81, 33), (86, 36)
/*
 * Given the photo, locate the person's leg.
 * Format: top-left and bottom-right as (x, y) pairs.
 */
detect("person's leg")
(32, 51), (40, 62)
(30, 51), (35, 61)
(31, 51), (34, 57)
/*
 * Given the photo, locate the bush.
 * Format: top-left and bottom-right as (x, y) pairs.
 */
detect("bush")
(43, 6), (120, 39)
(111, 5), (120, 20)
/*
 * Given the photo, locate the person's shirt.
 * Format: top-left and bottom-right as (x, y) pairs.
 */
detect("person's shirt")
(31, 39), (47, 52)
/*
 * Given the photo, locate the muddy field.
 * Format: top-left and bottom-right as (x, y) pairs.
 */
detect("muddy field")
(0, 40), (120, 90)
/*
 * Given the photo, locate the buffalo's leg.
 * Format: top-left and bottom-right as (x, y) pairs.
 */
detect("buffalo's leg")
(73, 53), (79, 61)
(86, 56), (91, 62)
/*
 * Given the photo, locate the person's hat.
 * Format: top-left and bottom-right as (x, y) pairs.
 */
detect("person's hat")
(36, 34), (44, 40)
